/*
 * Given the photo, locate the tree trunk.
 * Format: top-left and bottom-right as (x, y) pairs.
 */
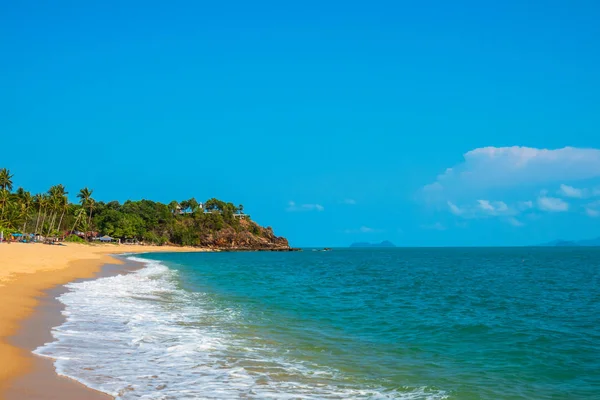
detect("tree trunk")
(87, 208), (93, 240)
(45, 212), (52, 236)
(70, 213), (81, 235)
(57, 209), (66, 236)
(22, 209), (28, 234)
(51, 211), (58, 234)
(34, 206), (42, 234)
(46, 212), (52, 236)
(40, 209), (47, 237)
(47, 211), (56, 236)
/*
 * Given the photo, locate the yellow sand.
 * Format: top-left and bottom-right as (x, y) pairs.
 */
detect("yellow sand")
(0, 242), (211, 397)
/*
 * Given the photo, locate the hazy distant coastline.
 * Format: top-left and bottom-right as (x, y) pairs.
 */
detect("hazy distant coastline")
(535, 237), (600, 247)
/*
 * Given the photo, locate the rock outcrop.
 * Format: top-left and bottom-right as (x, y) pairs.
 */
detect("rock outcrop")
(198, 219), (291, 250)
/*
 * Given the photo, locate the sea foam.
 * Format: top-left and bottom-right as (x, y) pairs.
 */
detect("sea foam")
(34, 257), (447, 399)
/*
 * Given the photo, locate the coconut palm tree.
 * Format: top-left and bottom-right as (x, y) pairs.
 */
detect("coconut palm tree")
(0, 168), (13, 191)
(3, 201), (20, 229)
(39, 195), (50, 235)
(0, 188), (9, 221)
(46, 195), (58, 236)
(77, 187), (92, 207)
(52, 184), (68, 200)
(77, 188), (94, 239)
(70, 206), (87, 234)
(46, 185), (68, 236)
(56, 196), (69, 235)
(33, 193), (43, 234)
(86, 198), (95, 236)
(18, 190), (33, 233)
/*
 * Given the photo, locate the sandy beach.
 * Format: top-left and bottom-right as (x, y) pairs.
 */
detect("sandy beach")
(0, 242), (211, 400)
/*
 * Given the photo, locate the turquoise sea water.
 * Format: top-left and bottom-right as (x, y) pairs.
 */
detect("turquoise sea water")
(36, 248), (600, 399)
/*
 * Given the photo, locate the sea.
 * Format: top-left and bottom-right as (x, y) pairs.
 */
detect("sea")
(34, 248), (600, 399)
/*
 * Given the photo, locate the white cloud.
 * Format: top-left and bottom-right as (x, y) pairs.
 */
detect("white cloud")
(496, 202), (509, 212)
(537, 196), (569, 212)
(584, 200), (600, 218)
(517, 201), (533, 210)
(507, 217), (524, 227)
(447, 201), (463, 215)
(448, 199), (516, 218)
(585, 208), (600, 217)
(477, 200), (509, 213)
(477, 199), (495, 212)
(342, 198), (357, 205)
(423, 147), (600, 198)
(343, 226), (381, 234)
(421, 222), (446, 231)
(559, 184), (585, 198)
(286, 201), (324, 212)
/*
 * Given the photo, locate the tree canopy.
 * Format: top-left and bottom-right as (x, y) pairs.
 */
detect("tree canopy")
(0, 168), (278, 248)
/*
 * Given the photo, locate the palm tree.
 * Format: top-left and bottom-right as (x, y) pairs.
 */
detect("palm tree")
(0, 189), (9, 221)
(70, 206), (87, 234)
(77, 188), (94, 239)
(46, 185), (68, 236)
(77, 187), (92, 207)
(33, 193), (43, 234)
(18, 190), (33, 233)
(87, 198), (95, 234)
(52, 184), (68, 201)
(3, 201), (20, 229)
(0, 168), (13, 191)
(238, 204), (244, 214)
(46, 195), (59, 236)
(56, 196), (69, 235)
(39, 195), (50, 235)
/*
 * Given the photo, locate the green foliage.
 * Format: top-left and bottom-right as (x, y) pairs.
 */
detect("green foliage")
(0, 168), (14, 191)
(250, 223), (262, 236)
(0, 167), (272, 248)
(65, 234), (86, 243)
(0, 226), (17, 236)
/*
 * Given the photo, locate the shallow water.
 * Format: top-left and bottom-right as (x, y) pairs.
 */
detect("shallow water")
(35, 248), (600, 399)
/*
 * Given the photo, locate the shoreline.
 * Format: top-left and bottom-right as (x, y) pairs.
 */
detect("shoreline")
(5, 258), (137, 400)
(0, 243), (211, 400)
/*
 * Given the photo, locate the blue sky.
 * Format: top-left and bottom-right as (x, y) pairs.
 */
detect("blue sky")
(1, 1), (599, 246)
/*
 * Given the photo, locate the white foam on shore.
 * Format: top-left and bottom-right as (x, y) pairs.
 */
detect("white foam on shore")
(34, 257), (447, 400)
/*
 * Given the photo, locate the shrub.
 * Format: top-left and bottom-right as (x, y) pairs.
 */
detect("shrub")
(65, 234), (86, 243)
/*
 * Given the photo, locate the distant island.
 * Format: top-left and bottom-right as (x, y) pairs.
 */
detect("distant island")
(0, 167), (290, 250)
(350, 241), (396, 248)
(536, 237), (600, 247)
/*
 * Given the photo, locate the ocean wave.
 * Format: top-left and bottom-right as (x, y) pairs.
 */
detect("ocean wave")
(34, 257), (447, 400)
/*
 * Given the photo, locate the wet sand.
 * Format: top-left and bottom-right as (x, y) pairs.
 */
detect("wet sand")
(0, 243), (211, 400)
